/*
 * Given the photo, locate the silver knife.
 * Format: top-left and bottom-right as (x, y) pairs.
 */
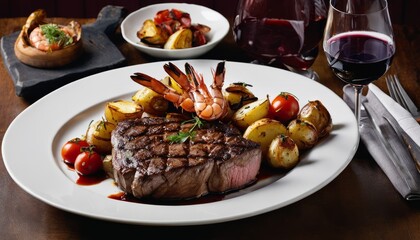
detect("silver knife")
(383, 114), (420, 173)
(362, 102), (417, 190)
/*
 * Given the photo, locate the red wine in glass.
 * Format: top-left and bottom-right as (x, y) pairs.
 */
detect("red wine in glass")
(325, 31), (395, 85)
(323, 0), (395, 125)
(233, 0), (327, 78)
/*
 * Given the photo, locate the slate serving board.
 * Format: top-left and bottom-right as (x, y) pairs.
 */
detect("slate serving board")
(1, 5), (127, 99)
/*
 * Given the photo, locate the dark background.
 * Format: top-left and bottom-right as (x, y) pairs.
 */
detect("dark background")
(1, 0), (419, 27)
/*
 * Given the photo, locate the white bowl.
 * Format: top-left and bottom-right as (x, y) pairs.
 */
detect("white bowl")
(121, 3), (230, 59)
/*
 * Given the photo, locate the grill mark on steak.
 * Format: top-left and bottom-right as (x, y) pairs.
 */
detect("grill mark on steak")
(111, 117), (262, 200)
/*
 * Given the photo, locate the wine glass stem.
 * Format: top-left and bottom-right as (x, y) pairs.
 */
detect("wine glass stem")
(353, 85), (364, 126)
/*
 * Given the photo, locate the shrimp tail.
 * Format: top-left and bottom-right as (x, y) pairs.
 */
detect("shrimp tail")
(184, 63), (198, 89)
(212, 61), (226, 89)
(164, 62), (191, 91)
(131, 72), (195, 112)
(130, 73), (168, 95)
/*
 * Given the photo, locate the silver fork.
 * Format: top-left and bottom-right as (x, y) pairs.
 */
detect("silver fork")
(385, 75), (420, 122)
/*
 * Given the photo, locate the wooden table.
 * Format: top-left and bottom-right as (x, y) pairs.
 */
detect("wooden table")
(1, 17), (420, 239)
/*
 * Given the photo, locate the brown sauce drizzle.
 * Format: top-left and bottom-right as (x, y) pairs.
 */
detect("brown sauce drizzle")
(65, 162), (108, 186)
(108, 191), (226, 205)
(76, 172), (108, 186)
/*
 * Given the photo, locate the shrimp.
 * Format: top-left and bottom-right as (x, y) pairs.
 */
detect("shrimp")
(29, 22), (80, 52)
(185, 62), (228, 120)
(130, 72), (195, 113)
(131, 61), (228, 121)
(29, 27), (61, 51)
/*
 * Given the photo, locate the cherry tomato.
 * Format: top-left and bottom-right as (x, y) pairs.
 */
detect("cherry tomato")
(61, 138), (89, 164)
(154, 9), (191, 27)
(74, 149), (103, 176)
(269, 92), (299, 123)
(154, 9), (172, 24)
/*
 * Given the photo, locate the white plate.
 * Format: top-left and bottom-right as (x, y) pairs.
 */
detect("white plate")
(2, 60), (359, 226)
(121, 3), (229, 59)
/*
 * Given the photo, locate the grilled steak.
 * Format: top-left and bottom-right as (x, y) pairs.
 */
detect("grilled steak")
(111, 117), (262, 200)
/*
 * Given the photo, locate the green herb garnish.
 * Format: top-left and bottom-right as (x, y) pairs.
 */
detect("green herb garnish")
(167, 116), (205, 143)
(40, 23), (73, 47)
(182, 116), (205, 129)
(167, 131), (197, 143)
(96, 117), (109, 131)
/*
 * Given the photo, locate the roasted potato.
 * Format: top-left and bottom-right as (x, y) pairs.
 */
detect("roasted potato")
(167, 76), (184, 95)
(104, 100), (143, 124)
(298, 100), (332, 138)
(137, 19), (169, 45)
(243, 118), (287, 158)
(232, 96), (270, 130)
(267, 134), (299, 169)
(223, 83), (257, 110)
(164, 28), (193, 49)
(287, 119), (319, 150)
(132, 88), (169, 116)
(86, 120), (116, 154)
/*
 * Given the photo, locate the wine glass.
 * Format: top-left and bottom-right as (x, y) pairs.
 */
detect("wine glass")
(233, 0), (328, 80)
(323, 0), (395, 125)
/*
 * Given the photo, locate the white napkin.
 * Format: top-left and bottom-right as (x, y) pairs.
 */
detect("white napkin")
(368, 84), (420, 145)
(343, 84), (420, 200)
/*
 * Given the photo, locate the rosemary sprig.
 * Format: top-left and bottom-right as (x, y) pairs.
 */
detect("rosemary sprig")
(40, 23), (73, 46)
(167, 116), (205, 143)
(167, 131), (196, 143)
(182, 116), (205, 129)
(95, 117), (109, 131)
